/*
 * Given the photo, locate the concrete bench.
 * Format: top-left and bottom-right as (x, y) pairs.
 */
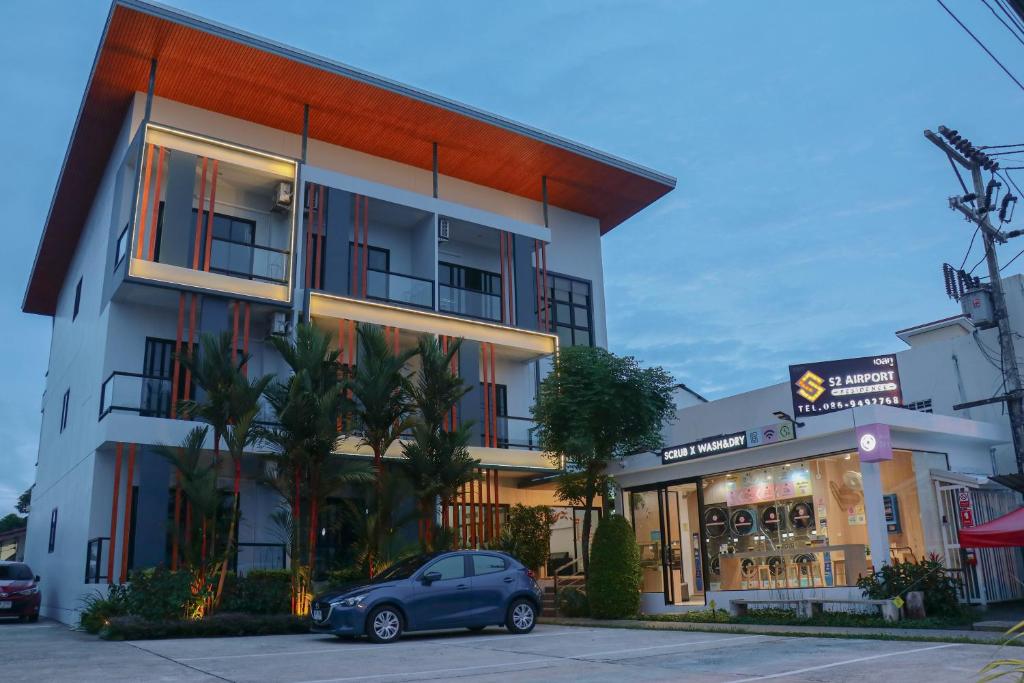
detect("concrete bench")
(729, 598), (900, 622)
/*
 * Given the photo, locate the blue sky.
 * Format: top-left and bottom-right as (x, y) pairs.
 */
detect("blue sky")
(2, 0), (1024, 512)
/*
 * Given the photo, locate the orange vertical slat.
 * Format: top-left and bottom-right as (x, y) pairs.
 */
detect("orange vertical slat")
(485, 468), (492, 541)
(171, 472), (182, 571)
(170, 292), (185, 419)
(351, 194), (360, 297)
(203, 160), (219, 271)
(482, 343), (490, 448)
(461, 482), (468, 548)
(184, 294), (198, 411)
(135, 144), (155, 260)
(304, 184), (314, 289)
(533, 240), (542, 330)
(494, 470), (501, 538)
(541, 243), (550, 331)
(146, 146), (165, 262)
(192, 157), (208, 270)
(119, 443), (137, 584)
(107, 443), (123, 584)
(489, 343), (498, 448)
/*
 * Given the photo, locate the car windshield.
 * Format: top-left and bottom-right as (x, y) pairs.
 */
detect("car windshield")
(0, 564), (32, 580)
(372, 555), (435, 582)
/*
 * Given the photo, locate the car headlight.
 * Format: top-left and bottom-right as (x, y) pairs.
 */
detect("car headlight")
(331, 593), (368, 608)
(16, 587), (38, 596)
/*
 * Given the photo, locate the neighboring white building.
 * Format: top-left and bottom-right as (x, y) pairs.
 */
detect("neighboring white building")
(615, 276), (1024, 613)
(21, 0), (675, 623)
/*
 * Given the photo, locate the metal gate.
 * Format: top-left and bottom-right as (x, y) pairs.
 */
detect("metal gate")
(935, 476), (1024, 605)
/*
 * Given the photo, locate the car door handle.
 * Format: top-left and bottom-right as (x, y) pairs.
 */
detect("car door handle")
(456, 584), (470, 590)
(503, 577), (514, 583)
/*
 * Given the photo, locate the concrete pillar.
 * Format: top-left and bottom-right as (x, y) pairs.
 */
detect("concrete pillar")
(861, 461), (890, 571)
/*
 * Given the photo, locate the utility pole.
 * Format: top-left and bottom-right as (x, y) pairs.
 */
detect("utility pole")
(925, 126), (1024, 474)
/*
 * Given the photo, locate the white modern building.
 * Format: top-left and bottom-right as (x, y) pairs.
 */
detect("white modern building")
(20, 0), (675, 623)
(615, 276), (1024, 613)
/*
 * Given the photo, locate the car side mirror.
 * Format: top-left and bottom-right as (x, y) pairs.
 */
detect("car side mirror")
(421, 571), (442, 585)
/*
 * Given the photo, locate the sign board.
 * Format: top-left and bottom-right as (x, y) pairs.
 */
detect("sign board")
(857, 423), (893, 463)
(661, 422), (795, 465)
(789, 354), (902, 417)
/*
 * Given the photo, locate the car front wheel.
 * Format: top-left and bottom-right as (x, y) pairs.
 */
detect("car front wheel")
(366, 606), (403, 644)
(506, 599), (536, 634)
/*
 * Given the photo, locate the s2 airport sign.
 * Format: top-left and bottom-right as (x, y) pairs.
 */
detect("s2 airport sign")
(789, 354), (902, 417)
(661, 422), (795, 464)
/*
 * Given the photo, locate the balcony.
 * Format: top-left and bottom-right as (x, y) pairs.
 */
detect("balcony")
(366, 268), (434, 310)
(439, 283), (501, 322)
(495, 416), (540, 451)
(123, 124), (297, 302)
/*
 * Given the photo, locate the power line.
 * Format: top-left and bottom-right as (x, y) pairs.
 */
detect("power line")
(936, 0), (1024, 92)
(1001, 245), (1024, 271)
(949, 155), (972, 195)
(994, 0), (1024, 36)
(981, 143), (1024, 149)
(980, 0), (1024, 46)
(961, 224), (981, 269)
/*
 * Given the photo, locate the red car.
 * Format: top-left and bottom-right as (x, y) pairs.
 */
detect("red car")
(0, 562), (41, 622)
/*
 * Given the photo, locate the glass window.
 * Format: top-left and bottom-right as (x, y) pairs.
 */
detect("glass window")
(472, 555), (507, 576)
(547, 273), (592, 346)
(701, 452), (872, 591)
(878, 451), (925, 563)
(425, 555), (465, 580)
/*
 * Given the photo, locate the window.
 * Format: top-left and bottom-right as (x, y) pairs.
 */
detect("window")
(472, 554), (507, 576)
(350, 243), (390, 273)
(141, 338), (191, 417)
(72, 277), (83, 321)
(480, 383), (508, 417)
(114, 225), (129, 268)
(60, 389), (70, 433)
(185, 209), (288, 284)
(425, 555), (465, 581)
(439, 262), (502, 321)
(904, 399), (933, 413)
(548, 275), (593, 347)
(348, 243), (391, 299)
(48, 508), (58, 553)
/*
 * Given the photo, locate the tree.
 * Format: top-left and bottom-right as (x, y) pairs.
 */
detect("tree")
(532, 345), (675, 579)
(495, 504), (553, 573)
(0, 513), (26, 533)
(347, 324), (417, 574)
(261, 323), (371, 612)
(16, 487), (31, 515)
(588, 514), (641, 619)
(397, 335), (479, 548)
(175, 331), (273, 605)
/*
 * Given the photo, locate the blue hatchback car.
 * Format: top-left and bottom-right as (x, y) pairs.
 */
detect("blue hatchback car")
(310, 550), (543, 643)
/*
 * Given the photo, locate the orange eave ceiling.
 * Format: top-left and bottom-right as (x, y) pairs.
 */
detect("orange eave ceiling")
(23, 0), (675, 315)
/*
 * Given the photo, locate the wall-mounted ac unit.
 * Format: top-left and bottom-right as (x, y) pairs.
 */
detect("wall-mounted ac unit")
(272, 182), (293, 212)
(268, 311), (289, 337)
(438, 216), (451, 242)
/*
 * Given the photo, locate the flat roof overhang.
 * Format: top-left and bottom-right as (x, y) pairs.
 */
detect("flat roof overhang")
(23, 0), (676, 316)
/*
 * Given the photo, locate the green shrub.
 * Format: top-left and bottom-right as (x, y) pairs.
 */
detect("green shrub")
(557, 586), (590, 618)
(587, 514), (640, 619)
(79, 585), (130, 634)
(127, 567), (206, 621)
(222, 570), (291, 615)
(322, 566), (369, 589)
(856, 554), (964, 617)
(494, 504), (553, 572)
(100, 612), (309, 640)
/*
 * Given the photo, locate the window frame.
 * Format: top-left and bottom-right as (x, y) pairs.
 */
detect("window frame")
(60, 388), (70, 433)
(72, 277), (83, 321)
(421, 553), (468, 582)
(470, 553), (508, 577)
(547, 273), (594, 347)
(48, 508), (58, 553)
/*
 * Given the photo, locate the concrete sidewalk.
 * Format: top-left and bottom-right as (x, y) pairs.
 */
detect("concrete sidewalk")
(543, 616), (1020, 645)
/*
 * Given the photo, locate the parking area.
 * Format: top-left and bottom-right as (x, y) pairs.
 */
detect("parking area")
(0, 619), (1006, 682)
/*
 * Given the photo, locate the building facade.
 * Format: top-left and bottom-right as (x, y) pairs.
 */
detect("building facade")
(21, 1), (674, 623)
(615, 277), (1024, 613)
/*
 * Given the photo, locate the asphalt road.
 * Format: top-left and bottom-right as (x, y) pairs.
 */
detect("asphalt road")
(0, 619), (1007, 682)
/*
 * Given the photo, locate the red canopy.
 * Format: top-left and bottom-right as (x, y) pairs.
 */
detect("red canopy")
(959, 506), (1024, 548)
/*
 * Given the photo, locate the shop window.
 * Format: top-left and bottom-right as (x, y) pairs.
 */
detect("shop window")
(700, 452), (872, 591)
(878, 450), (926, 563)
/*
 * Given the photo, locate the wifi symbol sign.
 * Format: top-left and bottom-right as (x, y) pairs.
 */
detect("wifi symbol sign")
(763, 428), (777, 442)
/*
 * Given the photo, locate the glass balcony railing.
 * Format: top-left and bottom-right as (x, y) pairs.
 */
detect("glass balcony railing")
(439, 284), (501, 322)
(365, 268), (434, 309)
(99, 371), (177, 420)
(491, 416), (540, 450)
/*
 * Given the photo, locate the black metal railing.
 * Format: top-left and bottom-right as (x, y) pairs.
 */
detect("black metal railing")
(208, 238), (290, 285)
(229, 542), (287, 576)
(85, 537), (110, 583)
(439, 284), (501, 322)
(363, 268), (434, 309)
(483, 416), (539, 450)
(99, 371), (177, 420)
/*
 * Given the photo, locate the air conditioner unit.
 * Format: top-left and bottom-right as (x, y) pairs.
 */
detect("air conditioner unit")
(268, 311), (289, 337)
(272, 182), (294, 212)
(438, 216), (451, 242)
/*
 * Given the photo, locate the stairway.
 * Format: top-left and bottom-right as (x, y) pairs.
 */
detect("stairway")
(541, 584), (558, 617)
(540, 575), (586, 618)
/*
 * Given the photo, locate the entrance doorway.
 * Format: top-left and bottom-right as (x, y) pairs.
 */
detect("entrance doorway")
(628, 482), (705, 606)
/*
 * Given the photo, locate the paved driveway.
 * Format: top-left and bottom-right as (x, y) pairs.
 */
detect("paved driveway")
(0, 619), (1007, 682)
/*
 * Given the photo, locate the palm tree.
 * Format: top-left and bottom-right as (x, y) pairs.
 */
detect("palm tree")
(347, 323), (417, 575)
(261, 323), (371, 612)
(397, 335), (479, 547)
(176, 330), (272, 605)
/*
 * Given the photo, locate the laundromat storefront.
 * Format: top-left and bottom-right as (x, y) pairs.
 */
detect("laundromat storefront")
(624, 448), (926, 607)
